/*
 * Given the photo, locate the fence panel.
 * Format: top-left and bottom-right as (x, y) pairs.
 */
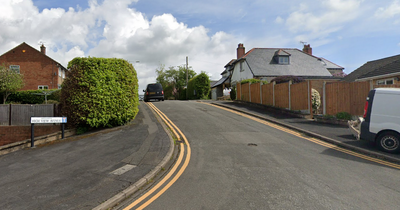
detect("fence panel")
(11, 104), (54, 125)
(290, 82), (308, 111)
(262, 83), (274, 106)
(241, 83), (250, 102)
(350, 82), (370, 116)
(275, 83), (289, 108)
(236, 82), (241, 100)
(250, 83), (261, 104)
(0, 105), (9, 126)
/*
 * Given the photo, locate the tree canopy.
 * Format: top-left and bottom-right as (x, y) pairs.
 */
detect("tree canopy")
(156, 64), (196, 99)
(0, 64), (24, 104)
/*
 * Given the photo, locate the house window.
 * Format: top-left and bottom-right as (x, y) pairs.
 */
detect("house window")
(38, 85), (49, 90)
(240, 61), (244, 72)
(9, 65), (20, 74)
(279, 56), (289, 64)
(377, 78), (394, 85)
(59, 68), (62, 77)
(62, 70), (65, 79)
(58, 84), (62, 89)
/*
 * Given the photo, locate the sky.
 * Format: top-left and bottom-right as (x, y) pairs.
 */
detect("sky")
(1, 0), (400, 93)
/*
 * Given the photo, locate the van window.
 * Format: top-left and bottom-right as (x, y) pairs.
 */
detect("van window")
(147, 84), (162, 91)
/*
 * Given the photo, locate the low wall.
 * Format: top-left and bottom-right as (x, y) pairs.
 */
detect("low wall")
(0, 125), (62, 146)
(0, 126), (75, 156)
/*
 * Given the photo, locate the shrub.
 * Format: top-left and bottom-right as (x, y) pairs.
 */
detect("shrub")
(43, 100), (59, 104)
(312, 88), (321, 113)
(187, 72), (210, 99)
(241, 79), (268, 85)
(336, 112), (352, 120)
(230, 86), (236, 100)
(60, 57), (139, 128)
(7, 89), (60, 104)
(271, 75), (304, 84)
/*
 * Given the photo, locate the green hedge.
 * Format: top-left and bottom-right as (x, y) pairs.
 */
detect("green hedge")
(187, 72), (210, 100)
(6, 89), (61, 104)
(241, 79), (268, 84)
(60, 57), (139, 128)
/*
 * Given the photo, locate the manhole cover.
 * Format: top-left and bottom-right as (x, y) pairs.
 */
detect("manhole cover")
(247, 143), (258, 146)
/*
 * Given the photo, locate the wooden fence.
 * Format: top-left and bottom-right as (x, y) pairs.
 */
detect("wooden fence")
(0, 104), (61, 126)
(236, 81), (400, 116)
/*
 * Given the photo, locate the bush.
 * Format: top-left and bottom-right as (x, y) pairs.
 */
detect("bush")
(230, 87), (236, 100)
(241, 79), (268, 85)
(43, 100), (59, 104)
(7, 89), (61, 104)
(312, 88), (321, 113)
(336, 112), (352, 120)
(187, 72), (210, 99)
(60, 57), (139, 128)
(271, 75), (304, 84)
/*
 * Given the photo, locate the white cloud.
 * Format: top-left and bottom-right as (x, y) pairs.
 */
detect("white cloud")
(0, 0), (240, 93)
(375, 0), (400, 19)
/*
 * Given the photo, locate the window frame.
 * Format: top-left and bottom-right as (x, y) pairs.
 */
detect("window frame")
(377, 78), (395, 85)
(38, 85), (49, 90)
(278, 56), (289, 65)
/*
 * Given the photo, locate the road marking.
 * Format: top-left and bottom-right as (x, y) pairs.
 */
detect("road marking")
(110, 164), (136, 175)
(204, 102), (400, 170)
(122, 102), (191, 210)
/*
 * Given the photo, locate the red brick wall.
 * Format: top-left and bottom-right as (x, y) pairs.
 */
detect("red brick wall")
(0, 43), (59, 90)
(0, 125), (61, 146)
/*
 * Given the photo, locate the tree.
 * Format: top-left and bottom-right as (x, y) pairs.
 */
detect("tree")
(156, 64), (196, 99)
(0, 65), (24, 104)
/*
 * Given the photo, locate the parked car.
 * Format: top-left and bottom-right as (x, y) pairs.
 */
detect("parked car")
(143, 83), (164, 102)
(349, 88), (400, 153)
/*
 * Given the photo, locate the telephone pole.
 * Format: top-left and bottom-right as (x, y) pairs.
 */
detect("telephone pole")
(186, 56), (188, 100)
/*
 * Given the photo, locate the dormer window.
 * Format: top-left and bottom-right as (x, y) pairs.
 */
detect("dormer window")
(274, 49), (291, 65)
(279, 56), (289, 64)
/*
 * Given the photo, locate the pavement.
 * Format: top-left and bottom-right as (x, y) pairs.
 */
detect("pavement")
(0, 102), (174, 210)
(1, 100), (400, 210)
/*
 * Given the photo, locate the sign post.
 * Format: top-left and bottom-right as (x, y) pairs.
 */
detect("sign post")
(30, 117), (67, 148)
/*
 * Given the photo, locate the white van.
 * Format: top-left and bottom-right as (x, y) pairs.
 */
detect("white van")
(349, 88), (400, 153)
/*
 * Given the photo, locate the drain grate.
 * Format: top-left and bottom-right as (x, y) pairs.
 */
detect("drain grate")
(247, 143), (258, 146)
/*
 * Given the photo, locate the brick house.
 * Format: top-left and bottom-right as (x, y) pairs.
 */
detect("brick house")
(0, 42), (67, 90)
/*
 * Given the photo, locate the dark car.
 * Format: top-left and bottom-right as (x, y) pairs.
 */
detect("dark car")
(143, 83), (164, 102)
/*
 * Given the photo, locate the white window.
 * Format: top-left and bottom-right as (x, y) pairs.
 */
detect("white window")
(9, 65), (20, 74)
(58, 84), (62, 89)
(38, 85), (49, 90)
(240, 62), (244, 72)
(279, 56), (289, 64)
(58, 68), (62, 77)
(377, 78), (394, 85)
(62, 70), (65, 79)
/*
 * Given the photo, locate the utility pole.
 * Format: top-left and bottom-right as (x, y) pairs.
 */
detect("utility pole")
(186, 56), (188, 100)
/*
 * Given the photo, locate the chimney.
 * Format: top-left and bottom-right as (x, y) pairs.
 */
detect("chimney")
(302, 44), (312, 55)
(237, 43), (245, 59)
(40, 44), (46, 55)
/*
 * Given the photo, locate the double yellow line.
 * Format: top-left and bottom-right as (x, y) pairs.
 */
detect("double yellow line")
(205, 103), (400, 170)
(123, 102), (191, 210)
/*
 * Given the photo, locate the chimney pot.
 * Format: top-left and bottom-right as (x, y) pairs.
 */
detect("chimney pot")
(40, 44), (46, 55)
(237, 43), (245, 59)
(302, 44), (312, 55)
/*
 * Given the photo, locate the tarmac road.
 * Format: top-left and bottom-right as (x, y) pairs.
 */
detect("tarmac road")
(0, 102), (172, 210)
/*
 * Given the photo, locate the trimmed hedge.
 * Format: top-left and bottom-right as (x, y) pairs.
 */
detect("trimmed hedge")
(6, 89), (61, 104)
(60, 57), (139, 128)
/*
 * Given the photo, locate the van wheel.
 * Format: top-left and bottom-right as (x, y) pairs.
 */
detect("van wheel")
(377, 131), (400, 153)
